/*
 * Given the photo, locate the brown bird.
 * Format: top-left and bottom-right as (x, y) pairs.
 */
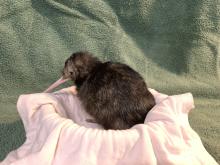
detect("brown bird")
(44, 51), (155, 130)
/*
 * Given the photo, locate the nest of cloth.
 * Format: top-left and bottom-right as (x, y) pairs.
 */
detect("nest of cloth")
(1, 87), (218, 165)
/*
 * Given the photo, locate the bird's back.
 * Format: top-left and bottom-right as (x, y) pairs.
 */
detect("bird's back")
(78, 62), (156, 130)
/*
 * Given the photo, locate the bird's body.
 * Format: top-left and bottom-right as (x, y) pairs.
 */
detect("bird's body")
(61, 52), (155, 130)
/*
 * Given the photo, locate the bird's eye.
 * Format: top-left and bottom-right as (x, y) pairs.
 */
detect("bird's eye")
(70, 72), (73, 75)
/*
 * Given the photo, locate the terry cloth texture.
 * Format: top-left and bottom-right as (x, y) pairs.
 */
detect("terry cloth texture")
(0, 0), (219, 163)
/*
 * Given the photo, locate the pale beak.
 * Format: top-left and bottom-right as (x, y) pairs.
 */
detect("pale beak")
(44, 77), (70, 93)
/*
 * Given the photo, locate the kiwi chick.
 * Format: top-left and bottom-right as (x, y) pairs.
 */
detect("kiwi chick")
(62, 51), (155, 130)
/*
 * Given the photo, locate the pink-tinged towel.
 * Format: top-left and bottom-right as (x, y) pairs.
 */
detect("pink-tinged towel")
(1, 87), (218, 165)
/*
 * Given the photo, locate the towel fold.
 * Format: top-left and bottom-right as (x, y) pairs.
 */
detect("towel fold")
(0, 87), (218, 165)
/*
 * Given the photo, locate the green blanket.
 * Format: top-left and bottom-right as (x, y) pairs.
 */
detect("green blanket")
(0, 0), (219, 162)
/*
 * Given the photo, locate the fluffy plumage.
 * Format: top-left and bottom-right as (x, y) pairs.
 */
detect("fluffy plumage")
(62, 52), (155, 130)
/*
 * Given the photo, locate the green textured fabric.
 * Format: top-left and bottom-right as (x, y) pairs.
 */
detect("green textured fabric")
(0, 0), (219, 162)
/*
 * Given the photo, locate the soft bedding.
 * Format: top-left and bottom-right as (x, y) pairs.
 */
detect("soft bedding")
(1, 87), (218, 165)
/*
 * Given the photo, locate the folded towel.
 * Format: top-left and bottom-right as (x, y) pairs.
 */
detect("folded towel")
(1, 87), (218, 165)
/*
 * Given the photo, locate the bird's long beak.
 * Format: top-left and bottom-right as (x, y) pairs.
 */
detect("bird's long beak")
(44, 77), (70, 93)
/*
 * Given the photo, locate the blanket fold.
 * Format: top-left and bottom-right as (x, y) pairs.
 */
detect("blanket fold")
(1, 87), (218, 165)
